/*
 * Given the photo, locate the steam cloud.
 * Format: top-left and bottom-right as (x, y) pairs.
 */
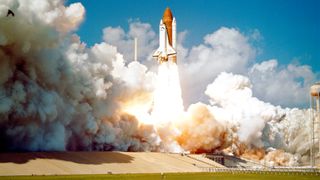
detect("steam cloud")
(0, 0), (318, 167)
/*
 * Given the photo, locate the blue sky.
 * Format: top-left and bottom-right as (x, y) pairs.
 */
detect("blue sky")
(67, 0), (319, 72)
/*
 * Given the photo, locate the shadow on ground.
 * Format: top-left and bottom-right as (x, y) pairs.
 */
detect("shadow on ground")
(0, 151), (134, 164)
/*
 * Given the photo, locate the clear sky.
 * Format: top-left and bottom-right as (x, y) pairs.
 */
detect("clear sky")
(66, 0), (319, 72)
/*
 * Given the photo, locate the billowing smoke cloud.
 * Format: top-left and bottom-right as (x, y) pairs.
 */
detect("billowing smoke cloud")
(203, 72), (317, 165)
(0, 0), (159, 152)
(249, 59), (315, 107)
(0, 0), (318, 167)
(176, 102), (232, 153)
(103, 21), (158, 67)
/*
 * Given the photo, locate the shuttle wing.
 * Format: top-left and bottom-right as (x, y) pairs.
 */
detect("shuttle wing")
(166, 44), (176, 55)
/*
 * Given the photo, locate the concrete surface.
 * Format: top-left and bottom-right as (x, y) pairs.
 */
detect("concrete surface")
(0, 152), (224, 176)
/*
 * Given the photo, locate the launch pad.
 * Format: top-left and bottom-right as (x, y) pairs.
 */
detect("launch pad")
(0, 152), (223, 176)
(0, 152), (318, 179)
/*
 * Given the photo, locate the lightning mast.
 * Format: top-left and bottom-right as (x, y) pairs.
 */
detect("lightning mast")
(134, 37), (138, 61)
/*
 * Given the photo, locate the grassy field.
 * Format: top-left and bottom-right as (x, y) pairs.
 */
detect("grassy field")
(0, 172), (319, 180)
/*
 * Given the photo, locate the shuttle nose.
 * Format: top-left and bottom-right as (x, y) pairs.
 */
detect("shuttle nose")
(162, 7), (173, 22)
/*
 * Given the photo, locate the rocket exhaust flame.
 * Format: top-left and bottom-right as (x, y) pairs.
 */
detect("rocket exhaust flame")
(152, 62), (184, 124)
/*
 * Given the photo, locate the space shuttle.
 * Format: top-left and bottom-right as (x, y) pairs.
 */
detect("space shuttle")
(153, 8), (177, 63)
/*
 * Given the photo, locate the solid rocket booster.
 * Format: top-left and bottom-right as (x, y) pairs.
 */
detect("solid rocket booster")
(153, 8), (177, 63)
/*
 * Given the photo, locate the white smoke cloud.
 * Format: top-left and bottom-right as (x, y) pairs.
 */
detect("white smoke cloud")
(103, 20), (157, 66)
(179, 27), (256, 105)
(249, 59), (316, 107)
(205, 72), (280, 147)
(203, 72), (317, 165)
(0, 0), (159, 152)
(16, 0), (84, 32)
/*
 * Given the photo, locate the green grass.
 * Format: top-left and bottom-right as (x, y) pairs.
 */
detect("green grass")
(0, 172), (319, 180)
